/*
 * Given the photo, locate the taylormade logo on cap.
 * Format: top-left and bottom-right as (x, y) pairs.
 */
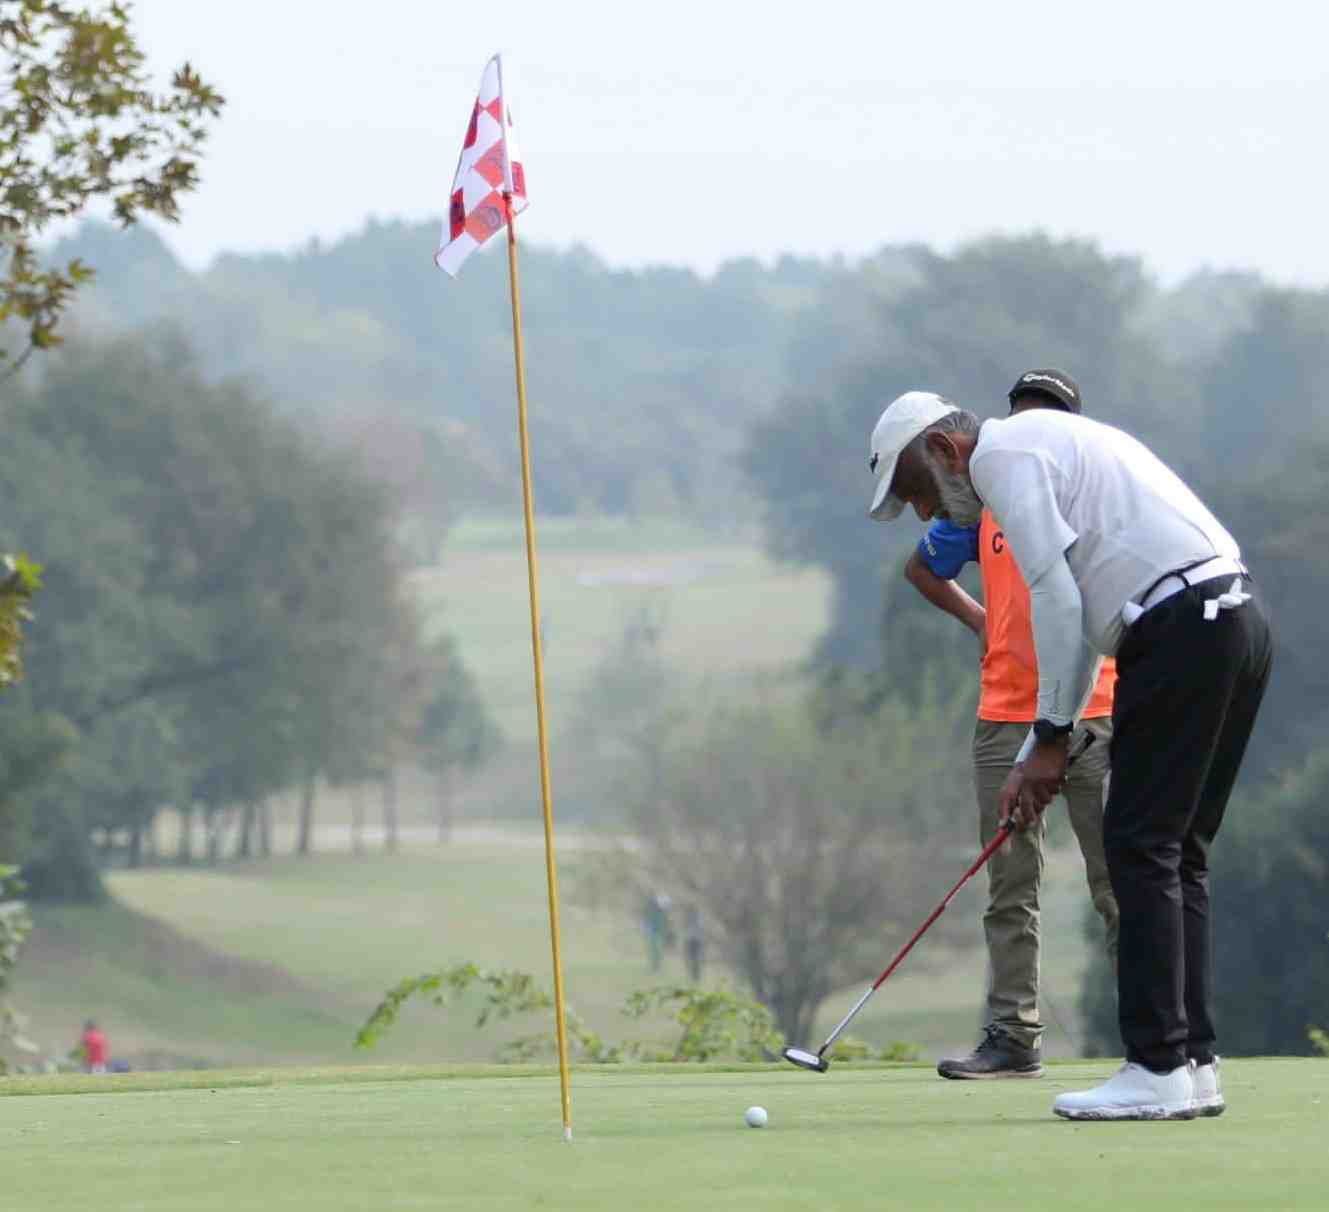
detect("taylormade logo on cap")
(1020, 372), (1074, 396)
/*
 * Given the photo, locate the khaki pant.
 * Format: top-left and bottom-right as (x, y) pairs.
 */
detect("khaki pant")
(974, 717), (1118, 1050)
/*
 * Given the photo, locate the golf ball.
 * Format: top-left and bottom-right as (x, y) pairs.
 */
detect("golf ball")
(744, 1105), (768, 1128)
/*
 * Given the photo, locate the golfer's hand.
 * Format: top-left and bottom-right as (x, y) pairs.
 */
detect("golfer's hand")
(997, 768), (1030, 834)
(998, 742), (1069, 832)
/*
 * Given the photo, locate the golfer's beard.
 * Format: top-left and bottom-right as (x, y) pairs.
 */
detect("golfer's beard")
(927, 456), (983, 527)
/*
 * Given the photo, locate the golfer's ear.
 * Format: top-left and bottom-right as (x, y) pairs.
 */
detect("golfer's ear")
(924, 430), (957, 466)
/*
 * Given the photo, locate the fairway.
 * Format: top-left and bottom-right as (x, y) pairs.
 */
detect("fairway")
(4, 1060), (1325, 1211)
(415, 514), (832, 742)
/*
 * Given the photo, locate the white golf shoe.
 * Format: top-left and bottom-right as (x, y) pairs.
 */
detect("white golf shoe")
(1053, 1062), (1196, 1121)
(1191, 1056), (1225, 1117)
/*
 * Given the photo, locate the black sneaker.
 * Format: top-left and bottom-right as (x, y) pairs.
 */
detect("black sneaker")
(937, 1025), (1044, 1079)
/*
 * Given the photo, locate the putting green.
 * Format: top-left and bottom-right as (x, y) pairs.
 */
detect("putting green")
(3, 1060), (1324, 1210)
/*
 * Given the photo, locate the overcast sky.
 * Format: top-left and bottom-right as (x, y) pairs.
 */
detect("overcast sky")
(126, 0), (1328, 286)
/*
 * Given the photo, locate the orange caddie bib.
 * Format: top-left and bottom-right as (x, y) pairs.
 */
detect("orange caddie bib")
(978, 510), (1115, 721)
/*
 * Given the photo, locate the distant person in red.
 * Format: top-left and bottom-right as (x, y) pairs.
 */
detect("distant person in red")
(80, 1019), (108, 1074)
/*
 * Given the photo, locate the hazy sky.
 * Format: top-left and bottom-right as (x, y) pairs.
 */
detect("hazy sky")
(126, 0), (1328, 286)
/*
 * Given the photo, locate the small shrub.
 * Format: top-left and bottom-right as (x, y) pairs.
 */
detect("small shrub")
(623, 987), (783, 1062)
(356, 964), (926, 1067)
(827, 1035), (921, 1063)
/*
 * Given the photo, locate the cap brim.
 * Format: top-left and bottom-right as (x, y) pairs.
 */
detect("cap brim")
(868, 457), (905, 521)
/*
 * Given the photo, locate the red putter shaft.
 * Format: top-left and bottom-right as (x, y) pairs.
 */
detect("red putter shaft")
(810, 731), (1094, 1062)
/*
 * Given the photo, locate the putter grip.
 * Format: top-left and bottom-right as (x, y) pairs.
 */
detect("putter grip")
(1001, 731), (1095, 833)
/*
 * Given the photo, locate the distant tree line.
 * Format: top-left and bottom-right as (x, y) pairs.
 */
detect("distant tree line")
(54, 220), (850, 527)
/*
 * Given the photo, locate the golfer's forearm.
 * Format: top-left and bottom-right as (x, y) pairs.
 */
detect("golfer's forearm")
(1028, 556), (1098, 726)
(904, 553), (985, 636)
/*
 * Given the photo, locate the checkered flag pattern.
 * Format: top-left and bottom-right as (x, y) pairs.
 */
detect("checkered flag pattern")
(435, 55), (528, 276)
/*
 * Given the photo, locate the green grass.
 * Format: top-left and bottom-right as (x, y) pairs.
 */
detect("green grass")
(3, 1059), (1325, 1211)
(8, 897), (350, 1070)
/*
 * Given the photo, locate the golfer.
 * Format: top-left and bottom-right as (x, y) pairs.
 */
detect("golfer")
(903, 370), (1118, 1081)
(867, 389), (1272, 1121)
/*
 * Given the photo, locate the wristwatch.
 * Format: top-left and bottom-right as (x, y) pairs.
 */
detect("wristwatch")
(1032, 718), (1074, 745)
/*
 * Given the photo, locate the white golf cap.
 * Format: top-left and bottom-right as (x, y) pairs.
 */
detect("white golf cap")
(867, 391), (958, 521)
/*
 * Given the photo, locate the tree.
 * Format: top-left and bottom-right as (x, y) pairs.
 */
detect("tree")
(1072, 302), (1329, 1053)
(1191, 442), (1329, 781)
(415, 635), (500, 841)
(0, 0), (223, 372)
(611, 699), (973, 1045)
(0, 5), (221, 885)
(0, 335), (444, 894)
(560, 602), (678, 827)
(1200, 288), (1329, 481)
(744, 234), (1190, 665)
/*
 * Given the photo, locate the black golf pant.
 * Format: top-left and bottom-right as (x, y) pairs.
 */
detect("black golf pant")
(1105, 575), (1273, 1074)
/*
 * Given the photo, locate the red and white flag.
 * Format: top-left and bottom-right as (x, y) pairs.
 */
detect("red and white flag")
(435, 54), (528, 277)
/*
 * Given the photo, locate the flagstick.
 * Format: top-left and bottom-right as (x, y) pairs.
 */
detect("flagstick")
(503, 191), (573, 1143)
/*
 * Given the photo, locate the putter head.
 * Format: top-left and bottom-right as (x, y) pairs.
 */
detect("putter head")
(782, 1047), (830, 1073)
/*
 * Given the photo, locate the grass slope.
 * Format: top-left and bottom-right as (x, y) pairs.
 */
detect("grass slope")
(3, 1059), (1325, 1211)
(7, 899), (348, 1070)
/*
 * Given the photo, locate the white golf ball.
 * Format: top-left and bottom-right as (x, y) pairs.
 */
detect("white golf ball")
(744, 1105), (768, 1128)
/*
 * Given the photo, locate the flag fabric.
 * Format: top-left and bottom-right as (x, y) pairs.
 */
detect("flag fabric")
(435, 54), (528, 276)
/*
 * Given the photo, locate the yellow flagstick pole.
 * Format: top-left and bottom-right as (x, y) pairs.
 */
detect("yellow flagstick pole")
(503, 190), (573, 1142)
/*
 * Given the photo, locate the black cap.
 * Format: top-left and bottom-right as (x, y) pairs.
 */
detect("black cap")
(1008, 368), (1082, 414)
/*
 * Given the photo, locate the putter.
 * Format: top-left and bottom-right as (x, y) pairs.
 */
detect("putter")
(783, 731), (1095, 1073)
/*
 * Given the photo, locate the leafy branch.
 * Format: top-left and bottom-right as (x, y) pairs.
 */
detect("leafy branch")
(621, 986), (783, 1062)
(356, 965), (924, 1066)
(0, 553), (41, 688)
(359, 963), (906, 1068)
(355, 964), (553, 1049)
(1, 1), (224, 371)
(0, 865), (37, 1072)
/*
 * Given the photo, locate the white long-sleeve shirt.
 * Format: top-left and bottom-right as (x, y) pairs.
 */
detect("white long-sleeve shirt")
(969, 410), (1241, 726)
